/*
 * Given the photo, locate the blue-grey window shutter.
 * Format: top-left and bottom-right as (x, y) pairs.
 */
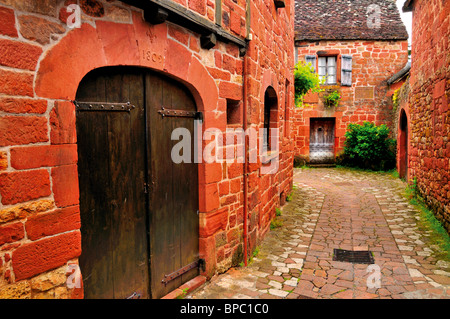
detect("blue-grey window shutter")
(341, 55), (353, 86)
(305, 55), (317, 72)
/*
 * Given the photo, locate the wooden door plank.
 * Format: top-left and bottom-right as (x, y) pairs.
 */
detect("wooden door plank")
(126, 71), (151, 299)
(147, 73), (176, 298)
(146, 73), (200, 299)
(77, 72), (115, 299)
(169, 82), (199, 285)
(77, 67), (149, 299)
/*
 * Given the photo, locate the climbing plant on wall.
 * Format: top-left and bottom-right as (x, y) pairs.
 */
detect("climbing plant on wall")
(322, 90), (341, 108)
(293, 61), (322, 107)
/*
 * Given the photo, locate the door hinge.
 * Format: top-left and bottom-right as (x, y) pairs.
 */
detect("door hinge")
(157, 107), (203, 120)
(161, 259), (205, 286)
(74, 101), (135, 112)
(126, 292), (141, 299)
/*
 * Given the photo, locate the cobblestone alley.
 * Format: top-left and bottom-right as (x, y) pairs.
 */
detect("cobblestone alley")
(188, 167), (450, 299)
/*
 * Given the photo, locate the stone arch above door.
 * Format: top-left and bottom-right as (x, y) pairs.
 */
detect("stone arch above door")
(34, 13), (218, 113)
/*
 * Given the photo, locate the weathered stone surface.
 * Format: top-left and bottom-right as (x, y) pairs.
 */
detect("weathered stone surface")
(0, 6), (18, 37)
(79, 0), (104, 17)
(0, 170), (51, 205)
(0, 98), (47, 114)
(18, 15), (66, 45)
(0, 151), (7, 171)
(0, 69), (34, 97)
(29, 266), (67, 291)
(105, 4), (131, 23)
(12, 231), (81, 280)
(0, 280), (31, 299)
(0, 200), (55, 224)
(0, 0), (58, 16)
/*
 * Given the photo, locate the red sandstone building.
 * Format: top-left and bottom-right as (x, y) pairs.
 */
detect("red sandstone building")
(292, 0), (409, 164)
(0, 0), (295, 298)
(399, 0), (450, 232)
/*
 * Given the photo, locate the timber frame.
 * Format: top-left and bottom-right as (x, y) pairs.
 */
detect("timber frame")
(121, 0), (249, 55)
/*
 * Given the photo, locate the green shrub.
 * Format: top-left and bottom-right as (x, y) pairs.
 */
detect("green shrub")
(341, 122), (396, 171)
(293, 61), (322, 107)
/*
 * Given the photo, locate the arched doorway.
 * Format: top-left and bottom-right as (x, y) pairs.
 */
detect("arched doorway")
(399, 109), (408, 180)
(76, 67), (199, 299)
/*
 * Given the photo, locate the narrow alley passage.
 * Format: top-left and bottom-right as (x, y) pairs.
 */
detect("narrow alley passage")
(188, 168), (450, 299)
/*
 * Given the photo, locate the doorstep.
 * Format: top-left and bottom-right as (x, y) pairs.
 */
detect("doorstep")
(161, 275), (207, 299)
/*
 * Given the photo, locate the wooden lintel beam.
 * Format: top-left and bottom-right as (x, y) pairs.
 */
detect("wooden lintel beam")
(121, 0), (248, 53)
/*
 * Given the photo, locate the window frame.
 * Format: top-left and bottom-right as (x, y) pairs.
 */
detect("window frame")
(318, 56), (338, 85)
(306, 51), (343, 86)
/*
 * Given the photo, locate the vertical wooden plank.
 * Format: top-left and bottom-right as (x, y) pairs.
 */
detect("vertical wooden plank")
(147, 72), (176, 298)
(170, 83), (199, 285)
(146, 72), (199, 299)
(126, 70), (150, 299)
(104, 68), (149, 299)
(215, 0), (222, 26)
(245, 0), (250, 38)
(77, 70), (115, 299)
(77, 67), (149, 299)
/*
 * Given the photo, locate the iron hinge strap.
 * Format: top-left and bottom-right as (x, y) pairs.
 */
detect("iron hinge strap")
(158, 107), (203, 120)
(161, 259), (205, 286)
(74, 101), (136, 112)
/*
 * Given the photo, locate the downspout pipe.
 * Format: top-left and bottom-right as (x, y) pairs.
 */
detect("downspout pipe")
(242, 0), (251, 267)
(242, 48), (248, 267)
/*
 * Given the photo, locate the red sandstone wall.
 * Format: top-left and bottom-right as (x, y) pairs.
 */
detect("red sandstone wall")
(292, 40), (409, 160)
(0, 0), (294, 297)
(407, 0), (450, 231)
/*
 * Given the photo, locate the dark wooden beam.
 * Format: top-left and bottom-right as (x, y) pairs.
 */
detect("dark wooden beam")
(200, 33), (217, 50)
(215, 0), (222, 26)
(144, 6), (169, 24)
(121, 0), (247, 52)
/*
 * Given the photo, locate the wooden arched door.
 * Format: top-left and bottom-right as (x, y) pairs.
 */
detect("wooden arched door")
(76, 67), (199, 299)
(309, 118), (335, 164)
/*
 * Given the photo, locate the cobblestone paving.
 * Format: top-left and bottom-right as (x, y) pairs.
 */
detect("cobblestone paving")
(188, 168), (450, 299)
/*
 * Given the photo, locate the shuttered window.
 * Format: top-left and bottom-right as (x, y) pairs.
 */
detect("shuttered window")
(305, 55), (316, 72)
(341, 55), (353, 86)
(318, 56), (337, 85)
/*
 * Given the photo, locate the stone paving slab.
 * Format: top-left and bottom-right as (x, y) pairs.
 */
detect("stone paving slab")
(187, 168), (450, 299)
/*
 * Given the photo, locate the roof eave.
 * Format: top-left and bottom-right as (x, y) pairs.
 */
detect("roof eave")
(294, 36), (410, 42)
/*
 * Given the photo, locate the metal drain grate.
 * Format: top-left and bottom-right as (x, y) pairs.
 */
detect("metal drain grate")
(333, 249), (374, 264)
